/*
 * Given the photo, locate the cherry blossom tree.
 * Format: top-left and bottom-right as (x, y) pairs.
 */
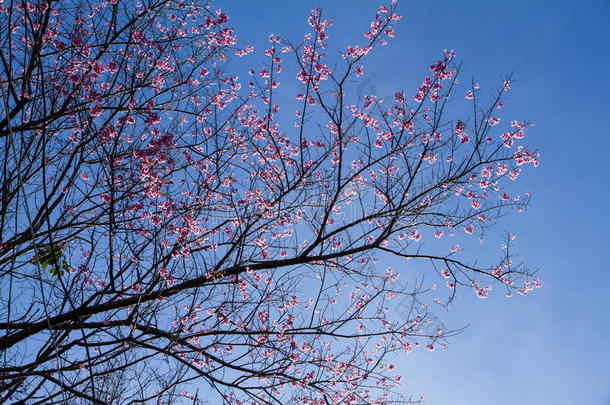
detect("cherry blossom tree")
(0, 0), (540, 403)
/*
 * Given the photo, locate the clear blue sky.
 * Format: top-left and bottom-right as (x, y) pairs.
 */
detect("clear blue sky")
(223, 1), (610, 404)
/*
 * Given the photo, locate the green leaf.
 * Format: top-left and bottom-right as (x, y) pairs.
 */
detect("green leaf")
(32, 243), (68, 278)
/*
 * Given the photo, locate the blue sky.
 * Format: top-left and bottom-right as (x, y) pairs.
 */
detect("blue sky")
(223, 1), (610, 404)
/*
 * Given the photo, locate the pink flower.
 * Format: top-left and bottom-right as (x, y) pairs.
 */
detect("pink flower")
(81, 172), (90, 181)
(145, 113), (161, 126)
(90, 105), (103, 117)
(150, 215), (161, 226)
(476, 289), (488, 299)
(394, 92), (406, 103)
